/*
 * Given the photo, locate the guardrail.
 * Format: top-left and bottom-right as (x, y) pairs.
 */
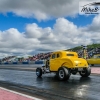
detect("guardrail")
(0, 60), (45, 65)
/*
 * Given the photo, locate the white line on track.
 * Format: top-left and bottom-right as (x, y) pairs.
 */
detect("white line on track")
(0, 87), (42, 100)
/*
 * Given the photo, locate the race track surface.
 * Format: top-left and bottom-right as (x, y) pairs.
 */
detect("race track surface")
(0, 67), (100, 100)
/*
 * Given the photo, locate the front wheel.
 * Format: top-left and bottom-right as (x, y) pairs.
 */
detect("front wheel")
(57, 67), (70, 81)
(36, 67), (42, 77)
(79, 67), (91, 77)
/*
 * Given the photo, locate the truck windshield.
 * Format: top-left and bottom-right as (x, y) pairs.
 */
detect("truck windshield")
(93, 55), (97, 58)
(93, 55), (100, 58)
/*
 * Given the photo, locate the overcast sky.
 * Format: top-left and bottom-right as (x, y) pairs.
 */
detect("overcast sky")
(0, 0), (100, 58)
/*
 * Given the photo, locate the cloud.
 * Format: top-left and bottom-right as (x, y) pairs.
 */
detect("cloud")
(80, 14), (100, 44)
(0, 28), (40, 57)
(0, 0), (79, 20)
(0, 15), (100, 57)
(84, 15), (100, 32)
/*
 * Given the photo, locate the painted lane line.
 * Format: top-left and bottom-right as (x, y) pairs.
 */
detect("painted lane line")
(0, 87), (42, 100)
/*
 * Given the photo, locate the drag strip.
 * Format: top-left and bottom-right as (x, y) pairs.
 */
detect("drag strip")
(0, 68), (100, 100)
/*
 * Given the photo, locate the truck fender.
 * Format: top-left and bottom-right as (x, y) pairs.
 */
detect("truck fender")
(61, 61), (73, 68)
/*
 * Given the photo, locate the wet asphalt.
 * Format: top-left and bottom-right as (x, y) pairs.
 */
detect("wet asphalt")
(0, 68), (100, 100)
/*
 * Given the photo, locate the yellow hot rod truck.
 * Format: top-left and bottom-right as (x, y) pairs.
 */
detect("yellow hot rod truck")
(36, 50), (91, 81)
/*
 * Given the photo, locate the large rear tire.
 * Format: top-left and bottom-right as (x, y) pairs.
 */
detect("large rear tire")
(36, 67), (42, 77)
(79, 67), (91, 77)
(57, 67), (70, 81)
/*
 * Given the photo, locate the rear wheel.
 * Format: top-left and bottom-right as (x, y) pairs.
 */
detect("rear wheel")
(36, 67), (42, 77)
(79, 67), (91, 77)
(57, 67), (70, 81)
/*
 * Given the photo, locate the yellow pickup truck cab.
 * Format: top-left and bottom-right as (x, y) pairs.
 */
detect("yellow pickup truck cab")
(36, 50), (91, 81)
(87, 54), (100, 66)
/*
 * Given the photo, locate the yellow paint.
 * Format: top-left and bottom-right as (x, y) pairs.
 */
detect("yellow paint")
(49, 50), (88, 71)
(87, 54), (100, 64)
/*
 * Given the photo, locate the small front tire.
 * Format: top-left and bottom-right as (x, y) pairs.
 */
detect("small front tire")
(71, 68), (78, 75)
(72, 71), (77, 75)
(36, 67), (42, 77)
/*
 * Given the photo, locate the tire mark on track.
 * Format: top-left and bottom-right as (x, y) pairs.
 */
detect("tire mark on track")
(0, 81), (78, 100)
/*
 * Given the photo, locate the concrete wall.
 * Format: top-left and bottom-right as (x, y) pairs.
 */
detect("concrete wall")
(0, 60), (45, 65)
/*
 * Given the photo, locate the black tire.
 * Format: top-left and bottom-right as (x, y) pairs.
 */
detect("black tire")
(57, 67), (70, 81)
(36, 67), (42, 77)
(72, 71), (77, 75)
(71, 69), (78, 75)
(79, 67), (91, 77)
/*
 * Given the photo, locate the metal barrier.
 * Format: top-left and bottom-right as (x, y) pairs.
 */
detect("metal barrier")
(0, 60), (45, 65)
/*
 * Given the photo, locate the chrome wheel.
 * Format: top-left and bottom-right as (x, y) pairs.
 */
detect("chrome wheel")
(59, 70), (65, 79)
(57, 67), (70, 81)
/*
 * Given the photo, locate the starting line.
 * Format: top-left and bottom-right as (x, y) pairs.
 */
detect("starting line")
(0, 87), (42, 100)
